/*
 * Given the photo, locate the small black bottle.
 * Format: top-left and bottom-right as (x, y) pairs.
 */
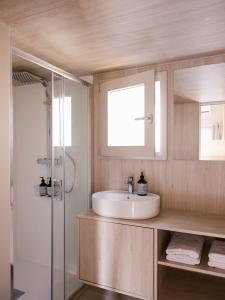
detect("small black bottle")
(39, 177), (47, 196)
(47, 177), (52, 197)
(137, 172), (148, 196)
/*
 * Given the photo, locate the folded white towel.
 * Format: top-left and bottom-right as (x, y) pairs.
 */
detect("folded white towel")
(209, 240), (225, 262)
(208, 256), (225, 264)
(208, 260), (225, 270)
(167, 254), (200, 265)
(166, 232), (204, 259)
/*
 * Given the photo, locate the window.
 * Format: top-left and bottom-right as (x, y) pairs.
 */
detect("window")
(99, 70), (167, 159)
(108, 84), (145, 147)
(53, 97), (72, 147)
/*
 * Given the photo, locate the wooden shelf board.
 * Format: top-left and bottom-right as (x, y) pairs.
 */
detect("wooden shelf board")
(158, 243), (225, 279)
(78, 209), (225, 239)
(159, 269), (225, 300)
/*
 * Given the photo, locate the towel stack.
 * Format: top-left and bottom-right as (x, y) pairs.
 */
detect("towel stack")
(208, 240), (225, 270)
(166, 232), (204, 265)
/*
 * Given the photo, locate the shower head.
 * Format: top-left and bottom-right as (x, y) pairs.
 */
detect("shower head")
(12, 70), (48, 87)
(13, 70), (52, 104)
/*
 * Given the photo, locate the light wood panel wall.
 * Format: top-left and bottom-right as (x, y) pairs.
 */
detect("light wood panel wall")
(0, 21), (11, 300)
(174, 102), (199, 160)
(93, 53), (225, 215)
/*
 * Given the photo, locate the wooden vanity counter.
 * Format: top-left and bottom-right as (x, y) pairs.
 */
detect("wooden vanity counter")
(78, 208), (225, 238)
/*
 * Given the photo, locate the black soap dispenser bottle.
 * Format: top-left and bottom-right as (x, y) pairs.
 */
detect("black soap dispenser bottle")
(137, 172), (148, 196)
(47, 177), (52, 197)
(39, 177), (47, 196)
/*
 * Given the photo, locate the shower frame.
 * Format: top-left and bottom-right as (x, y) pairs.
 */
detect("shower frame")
(11, 47), (92, 300)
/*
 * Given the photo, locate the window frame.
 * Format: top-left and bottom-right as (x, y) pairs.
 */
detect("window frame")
(155, 71), (167, 160)
(99, 70), (167, 159)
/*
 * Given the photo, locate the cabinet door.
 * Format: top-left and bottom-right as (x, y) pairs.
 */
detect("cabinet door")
(78, 218), (154, 300)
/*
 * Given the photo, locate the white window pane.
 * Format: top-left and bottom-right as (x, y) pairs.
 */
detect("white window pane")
(53, 97), (71, 147)
(155, 81), (161, 153)
(107, 84), (145, 147)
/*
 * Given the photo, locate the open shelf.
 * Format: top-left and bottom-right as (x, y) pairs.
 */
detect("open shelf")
(158, 243), (225, 279)
(158, 268), (225, 300)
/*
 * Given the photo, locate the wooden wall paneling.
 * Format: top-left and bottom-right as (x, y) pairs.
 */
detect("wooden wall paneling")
(0, 21), (11, 300)
(174, 102), (199, 160)
(93, 53), (225, 216)
(93, 75), (100, 192)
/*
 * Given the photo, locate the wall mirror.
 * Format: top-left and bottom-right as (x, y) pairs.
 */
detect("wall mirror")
(174, 62), (225, 161)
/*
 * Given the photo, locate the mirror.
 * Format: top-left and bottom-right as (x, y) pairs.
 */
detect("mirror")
(174, 63), (225, 161)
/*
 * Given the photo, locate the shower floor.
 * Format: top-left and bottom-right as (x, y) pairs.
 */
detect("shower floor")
(14, 259), (82, 300)
(14, 259), (51, 300)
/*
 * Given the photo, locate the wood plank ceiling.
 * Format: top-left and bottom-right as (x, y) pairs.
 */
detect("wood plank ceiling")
(1, 0), (225, 75)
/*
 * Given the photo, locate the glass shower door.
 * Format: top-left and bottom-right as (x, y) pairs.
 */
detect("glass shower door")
(52, 73), (65, 300)
(51, 75), (90, 300)
(64, 79), (90, 299)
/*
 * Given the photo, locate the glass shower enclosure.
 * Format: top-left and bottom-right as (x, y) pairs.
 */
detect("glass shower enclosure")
(12, 53), (91, 300)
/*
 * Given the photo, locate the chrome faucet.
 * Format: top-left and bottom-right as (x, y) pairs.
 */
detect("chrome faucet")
(127, 176), (134, 194)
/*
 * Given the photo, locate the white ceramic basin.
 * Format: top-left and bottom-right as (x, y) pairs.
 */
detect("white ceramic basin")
(92, 191), (160, 220)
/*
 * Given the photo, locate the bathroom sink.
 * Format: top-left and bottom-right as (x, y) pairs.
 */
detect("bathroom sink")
(92, 191), (160, 220)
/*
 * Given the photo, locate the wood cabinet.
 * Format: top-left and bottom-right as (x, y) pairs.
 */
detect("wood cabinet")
(77, 210), (225, 300)
(78, 218), (154, 300)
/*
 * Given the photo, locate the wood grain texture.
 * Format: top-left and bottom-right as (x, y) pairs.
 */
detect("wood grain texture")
(78, 209), (225, 239)
(93, 53), (225, 216)
(78, 218), (154, 300)
(174, 102), (199, 160)
(77, 212), (225, 299)
(0, 21), (11, 300)
(1, 0), (225, 74)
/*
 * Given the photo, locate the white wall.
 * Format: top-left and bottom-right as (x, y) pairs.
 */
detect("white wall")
(0, 21), (11, 300)
(13, 83), (51, 266)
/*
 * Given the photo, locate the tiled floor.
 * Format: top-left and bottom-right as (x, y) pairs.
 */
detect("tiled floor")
(72, 286), (139, 300)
